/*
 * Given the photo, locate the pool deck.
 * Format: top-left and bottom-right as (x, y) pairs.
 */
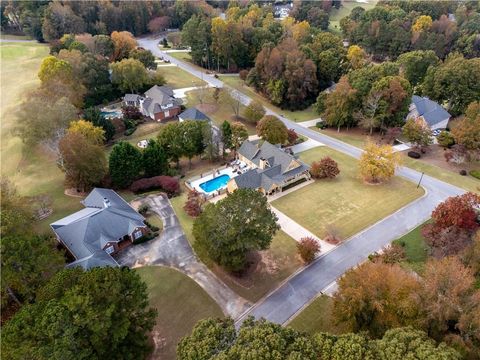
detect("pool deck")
(187, 167), (237, 196)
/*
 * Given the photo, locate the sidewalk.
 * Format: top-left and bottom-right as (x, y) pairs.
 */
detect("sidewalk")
(290, 138), (323, 154)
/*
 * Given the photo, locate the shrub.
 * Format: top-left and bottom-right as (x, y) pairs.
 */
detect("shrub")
(287, 129), (298, 146)
(133, 232), (156, 245)
(437, 131), (455, 148)
(130, 176), (180, 196)
(469, 170), (480, 179)
(239, 69), (249, 81)
(122, 105), (142, 120)
(243, 101), (265, 124)
(138, 204), (150, 214)
(408, 151), (421, 159)
(310, 157), (340, 179)
(316, 121), (326, 129)
(183, 190), (204, 217)
(124, 127), (137, 136)
(374, 244), (406, 264)
(297, 237), (320, 263)
(325, 225), (342, 244)
(459, 170), (467, 176)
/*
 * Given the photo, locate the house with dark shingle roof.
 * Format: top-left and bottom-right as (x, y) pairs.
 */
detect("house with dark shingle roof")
(123, 85), (182, 122)
(227, 140), (311, 195)
(178, 107), (211, 122)
(50, 188), (148, 269)
(408, 95), (451, 130)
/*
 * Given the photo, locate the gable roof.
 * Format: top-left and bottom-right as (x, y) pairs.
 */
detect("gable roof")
(51, 188), (145, 269)
(234, 140), (310, 191)
(179, 107), (211, 121)
(411, 95), (451, 127)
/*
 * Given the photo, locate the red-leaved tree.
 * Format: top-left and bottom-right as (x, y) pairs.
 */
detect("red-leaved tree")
(310, 157), (340, 179)
(297, 237), (320, 263)
(184, 190), (204, 217)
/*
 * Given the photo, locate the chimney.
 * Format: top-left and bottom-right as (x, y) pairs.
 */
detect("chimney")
(103, 197), (111, 208)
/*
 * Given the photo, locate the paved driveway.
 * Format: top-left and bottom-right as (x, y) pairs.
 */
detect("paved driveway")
(116, 194), (251, 318)
(138, 36), (466, 325)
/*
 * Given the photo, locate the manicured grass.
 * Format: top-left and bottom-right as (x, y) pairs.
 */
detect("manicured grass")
(219, 76), (318, 122)
(288, 295), (347, 335)
(393, 222), (429, 274)
(310, 127), (480, 193)
(0, 34), (32, 40)
(146, 213), (164, 231)
(272, 147), (424, 240)
(328, 0), (378, 33)
(136, 266), (223, 360)
(168, 51), (191, 62)
(170, 184), (303, 302)
(185, 88), (255, 134)
(158, 65), (206, 89)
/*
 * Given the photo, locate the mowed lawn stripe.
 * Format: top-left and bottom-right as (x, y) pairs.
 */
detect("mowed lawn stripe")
(272, 147), (424, 240)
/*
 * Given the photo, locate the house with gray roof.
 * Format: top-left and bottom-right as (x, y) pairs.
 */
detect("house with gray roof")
(408, 95), (451, 130)
(50, 188), (148, 269)
(123, 85), (182, 122)
(178, 107), (211, 122)
(227, 140), (311, 195)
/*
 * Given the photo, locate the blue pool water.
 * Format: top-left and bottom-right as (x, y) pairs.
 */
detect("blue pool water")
(100, 110), (123, 119)
(199, 174), (230, 193)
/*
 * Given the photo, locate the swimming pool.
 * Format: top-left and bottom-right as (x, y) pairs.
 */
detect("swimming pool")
(199, 174), (230, 193)
(100, 110), (123, 119)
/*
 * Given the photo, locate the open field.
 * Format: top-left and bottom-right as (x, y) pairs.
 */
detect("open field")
(185, 88), (256, 134)
(288, 295), (347, 334)
(136, 266), (223, 360)
(170, 171), (303, 302)
(393, 222), (429, 274)
(159, 65), (206, 89)
(272, 146), (424, 240)
(310, 127), (480, 193)
(219, 76), (318, 122)
(328, 0), (378, 33)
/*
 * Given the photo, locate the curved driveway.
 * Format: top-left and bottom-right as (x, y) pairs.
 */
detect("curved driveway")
(138, 36), (466, 325)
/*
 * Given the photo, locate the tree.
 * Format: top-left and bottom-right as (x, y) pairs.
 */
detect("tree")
(184, 190), (204, 217)
(193, 189), (279, 271)
(59, 132), (107, 192)
(109, 141), (143, 188)
(297, 237), (320, 264)
(323, 76), (358, 131)
(41, 2), (84, 41)
(256, 115), (288, 144)
(83, 107), (115, 142)
(142, 139), (169, 178)
(148, 16), (170, 34)
(181, 15), (212, 68)
(1, 234), (64, 308)
(230, 122), (248, 154)
(220, 88), (242, 119)
(1, 267), (156, 360)
(203, 122), (220, 162)
(333, 262), (421, 337)
(129, 48), (157, 70)
(397, 50), (440, 86)
(221, 120), (233, 151)
(412, 15), (433, 33)
(111, 30), (137, 61)
(0, 178), (31, 237)
(359, 142), (400, 183)
(67, 120), (105, 145)
(111, 58), (149, 93)
(402, 117), (433, 149)
(421, 192), (480, 257)
(347, 45), (367, 70)
(310, 157), (340, 179)
(287, 129), (298, 146)
(182, 121), (205, 167)
(243, 100), (265, 124)
(354, 91), (382, 135)
(437, 131), (455, 148)
(93, 35), (114, 58)
(451, 101), (480, 150)
(158, 123), (184, 167)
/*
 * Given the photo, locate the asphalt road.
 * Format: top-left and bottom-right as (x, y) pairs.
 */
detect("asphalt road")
(138, 36), (467, 325)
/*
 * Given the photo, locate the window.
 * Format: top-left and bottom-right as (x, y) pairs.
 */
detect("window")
(133, 230), (143, 240)
(105, 246), (114, 254)
(164, 110), (170, 118)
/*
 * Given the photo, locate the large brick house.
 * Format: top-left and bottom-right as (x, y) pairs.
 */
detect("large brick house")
(50, 188), (148, 269)
(123, 85), (182, 121)
(227, 140), (311, 195)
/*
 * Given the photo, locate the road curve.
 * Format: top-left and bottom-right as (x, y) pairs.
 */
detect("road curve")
(138, 36), (466, 325)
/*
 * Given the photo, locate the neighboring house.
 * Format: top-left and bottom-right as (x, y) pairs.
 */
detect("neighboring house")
(178, 107), (211, 122)
(274, 3), (293, 19)
(50, 188), (148, 269)
(407, 95), (451, 130)
(123, 85), (182, 121)
(227, 140), (311, 195)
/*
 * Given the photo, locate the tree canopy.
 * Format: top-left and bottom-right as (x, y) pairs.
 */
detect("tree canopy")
(256, 115), (288, 144)
(109, 141), (143, 188)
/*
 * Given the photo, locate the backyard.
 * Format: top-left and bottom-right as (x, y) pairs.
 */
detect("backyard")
(328, 0), (378, 33)
(272, 146), (424, 240)
(136, 266), (223, 360)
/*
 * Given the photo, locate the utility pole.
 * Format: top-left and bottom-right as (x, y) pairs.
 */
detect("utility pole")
(417, 172), (424, 189)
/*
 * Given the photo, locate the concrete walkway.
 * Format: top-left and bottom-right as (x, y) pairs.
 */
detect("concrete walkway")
(290, 138), (323, 154)
(173, 85), (209, 99)
(297, 119), (322, 128)
(115, 194), (251, 318)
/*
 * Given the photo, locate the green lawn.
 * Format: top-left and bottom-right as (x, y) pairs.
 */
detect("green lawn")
(219, 76), (318, 122)
(310, 127), (480, 193)
(136, 266), (223, 360)
(288, 295), (347, 335)
(158, 65), (206, 89)
(168, 51), (191, 62)
(272, 147), (424, 240)
(328, 0), (378, 33)
(170, 188), (302, 302)
(393, 222), (429, 274)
